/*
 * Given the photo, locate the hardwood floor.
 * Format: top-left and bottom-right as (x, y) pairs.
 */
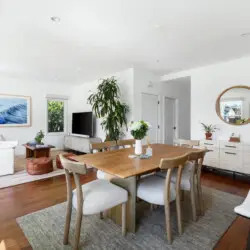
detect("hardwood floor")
(201, 171), (250, 250)
(0, 170), (249, 250)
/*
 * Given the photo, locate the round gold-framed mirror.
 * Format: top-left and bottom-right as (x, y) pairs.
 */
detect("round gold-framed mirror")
(216, 85), (250, 126)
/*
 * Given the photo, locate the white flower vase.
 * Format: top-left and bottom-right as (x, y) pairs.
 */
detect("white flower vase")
(135, 139), (142, 155)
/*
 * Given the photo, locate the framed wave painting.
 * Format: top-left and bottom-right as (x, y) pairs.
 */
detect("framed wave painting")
(0, 94), (31, 127)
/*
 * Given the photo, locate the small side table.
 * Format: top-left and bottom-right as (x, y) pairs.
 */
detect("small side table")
(23, 144), (55, 158)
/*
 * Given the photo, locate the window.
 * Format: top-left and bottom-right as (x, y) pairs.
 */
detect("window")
(46, 97), (68, 134)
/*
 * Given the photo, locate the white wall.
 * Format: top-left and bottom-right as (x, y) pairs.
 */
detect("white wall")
(0, 75), (71, 154)
(69, 68), (134, 141)
(133, 68), (191, 143)
(161, 56), (250, 142)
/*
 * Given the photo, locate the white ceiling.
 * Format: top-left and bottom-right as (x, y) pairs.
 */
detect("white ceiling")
(1, 0), (250, 83)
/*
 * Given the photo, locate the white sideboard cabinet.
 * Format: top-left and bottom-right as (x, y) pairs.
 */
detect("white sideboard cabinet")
(64, 135), (101, 153)
(200, 140), (250, 175)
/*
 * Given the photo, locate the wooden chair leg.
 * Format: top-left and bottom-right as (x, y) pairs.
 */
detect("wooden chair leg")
(64, 169), (73, 245)
(73, 173), (83, 250)
(63, 198), (72, 245)
(190, 180), (197, 221)
(74, 208), (83, 250)
(197, 180), (204, 216)
(150, 203), (154, 211)
(100, 212), (104, 219)
(165, 202), (172, 244)
(180, 190), (185, 201)
(122, 203), (126, 236)
(176, 191), (183, 235)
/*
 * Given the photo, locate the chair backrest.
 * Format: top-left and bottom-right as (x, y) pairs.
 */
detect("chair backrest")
(159, 154), (190, 200)
(59, 154), (87, 208)
(90, 141), (117, 153)
(60, 154), (87, 175)
(187, 149), (207, 178)
(117, 139), (135, 148)
(174, 139), (200, 148)
(159, 154), (190, 170)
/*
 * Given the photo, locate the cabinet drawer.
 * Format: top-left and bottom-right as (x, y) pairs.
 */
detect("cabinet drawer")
(205, 149), (219, 160)
(200, 140), (218, 148)
(220, 141), (242, 150)
(203, 158), (219, 168)
(220, 149), (242, 171)
(203, 149), (219, 168)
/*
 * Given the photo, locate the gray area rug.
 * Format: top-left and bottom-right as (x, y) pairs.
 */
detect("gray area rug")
(17, 187), (243, 250)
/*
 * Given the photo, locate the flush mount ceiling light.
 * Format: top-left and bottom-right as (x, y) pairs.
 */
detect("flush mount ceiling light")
(241, 32), (250, 37)
(51, 16), (60, 22)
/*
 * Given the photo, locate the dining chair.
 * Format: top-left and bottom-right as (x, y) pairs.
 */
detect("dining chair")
(137, 154), (189, 243)
(90, 141), (117, 180)
(60, 154), (128, 250)
(156, 149), (206, 221)
(174, 139), (200, 148)
(117, 139), (135, 148)
(187, 149), (207, 217)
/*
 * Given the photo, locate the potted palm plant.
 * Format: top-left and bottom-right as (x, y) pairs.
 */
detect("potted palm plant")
(87, 77), (129, 141)
(201, 123), (217, 140)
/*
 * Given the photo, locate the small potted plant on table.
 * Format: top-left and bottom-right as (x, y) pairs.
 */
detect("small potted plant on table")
(201, 123), (217, 140)
(35, 130), (45, 145)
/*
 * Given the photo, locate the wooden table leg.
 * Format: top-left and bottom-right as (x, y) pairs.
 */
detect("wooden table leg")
(108, 176), (137, 233)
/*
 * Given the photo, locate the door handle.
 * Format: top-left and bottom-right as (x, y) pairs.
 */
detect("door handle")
(173, 126), (176, 130)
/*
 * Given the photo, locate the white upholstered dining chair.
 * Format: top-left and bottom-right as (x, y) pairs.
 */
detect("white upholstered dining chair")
(90, 141), (117, 180)
(156, 148), (206, 221)
(137, 154), (189, 243)
(60, 155), (128, 250)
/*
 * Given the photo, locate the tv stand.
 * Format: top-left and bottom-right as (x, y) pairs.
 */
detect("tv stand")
(64, 135), (101, 153)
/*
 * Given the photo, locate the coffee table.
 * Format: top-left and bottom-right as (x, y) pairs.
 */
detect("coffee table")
(23, 144), (55, 158)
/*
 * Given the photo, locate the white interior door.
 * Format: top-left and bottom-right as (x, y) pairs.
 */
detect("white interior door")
(141, 93), (158, 144)
(164, 97), (177, 144)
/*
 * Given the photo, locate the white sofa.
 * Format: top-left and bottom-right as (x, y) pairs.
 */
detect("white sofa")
(0, 140), (18, 176)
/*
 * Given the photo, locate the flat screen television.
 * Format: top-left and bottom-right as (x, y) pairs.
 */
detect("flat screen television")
(72, 112), (93, 137)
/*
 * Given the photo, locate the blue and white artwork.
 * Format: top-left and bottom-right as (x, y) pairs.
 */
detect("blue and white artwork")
(0, 95), (31, 127)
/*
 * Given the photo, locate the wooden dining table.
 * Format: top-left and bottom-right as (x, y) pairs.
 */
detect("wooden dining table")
(72, 144), (200, 233)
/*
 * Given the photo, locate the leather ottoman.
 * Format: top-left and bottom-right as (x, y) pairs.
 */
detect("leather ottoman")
(56, 153), (76, 169)
(27, 157), (53, 175)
